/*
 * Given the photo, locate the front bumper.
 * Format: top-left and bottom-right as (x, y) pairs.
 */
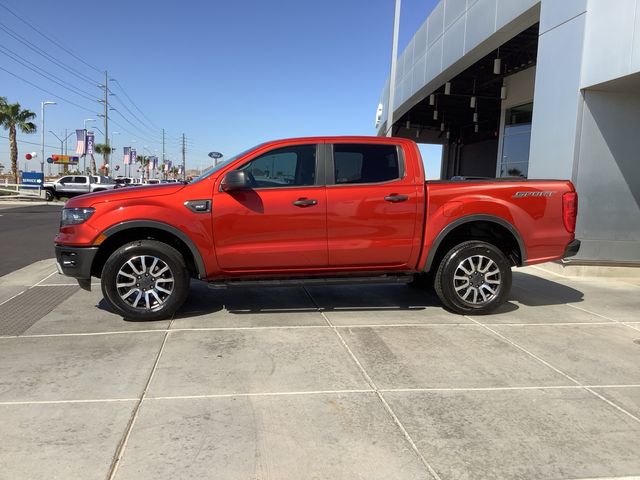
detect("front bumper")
(55, 245), (98, 290)
(563, 239), (581, 259)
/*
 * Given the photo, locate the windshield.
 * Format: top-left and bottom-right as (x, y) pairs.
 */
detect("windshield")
(191, 143), (266, 183)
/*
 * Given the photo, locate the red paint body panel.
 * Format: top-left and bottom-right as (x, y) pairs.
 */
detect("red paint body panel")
(55, 136), (577, 280)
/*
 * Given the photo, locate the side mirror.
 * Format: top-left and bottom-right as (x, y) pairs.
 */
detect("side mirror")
(221, 170), (250, 191)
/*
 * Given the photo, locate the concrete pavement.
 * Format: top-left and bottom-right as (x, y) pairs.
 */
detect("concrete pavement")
(0, 262), (639, 479)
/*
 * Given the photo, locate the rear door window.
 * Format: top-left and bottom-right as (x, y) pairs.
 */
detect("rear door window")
(332, 144), (401, 184)
(73, 177), (88, 184)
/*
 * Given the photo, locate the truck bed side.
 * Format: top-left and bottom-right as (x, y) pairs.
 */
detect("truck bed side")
(418, 179), (576, 271)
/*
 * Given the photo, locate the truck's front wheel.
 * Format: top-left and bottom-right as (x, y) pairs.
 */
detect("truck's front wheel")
(44, 189), (55, 202)
(434, 240), (511, 315)
(101, 240), (190, 321)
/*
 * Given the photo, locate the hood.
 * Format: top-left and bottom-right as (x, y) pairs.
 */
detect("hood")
(65, 183), (187, 208)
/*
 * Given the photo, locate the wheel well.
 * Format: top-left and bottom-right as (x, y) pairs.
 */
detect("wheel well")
(428, 221), (523, 272)
(91, 227), (199, 279)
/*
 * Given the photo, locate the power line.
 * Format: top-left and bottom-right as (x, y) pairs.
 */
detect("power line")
(0, 1), (103, 73)
(0, 22), (99, 87)
(0, 46), (100, 103)
(109, 117), (163, 147)
(0, 5), (166, 151)
(111, 93), (160, 136)
(0, 65), (99, 114)
(111, 79), (161, 130)
(0, 134), (59, 149)
(112, 109), (163, 142)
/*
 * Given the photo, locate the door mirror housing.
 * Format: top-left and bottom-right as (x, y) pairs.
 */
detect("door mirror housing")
(221, 170), (250, 191)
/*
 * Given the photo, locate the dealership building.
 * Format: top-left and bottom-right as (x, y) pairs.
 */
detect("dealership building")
(377, 0), (640, 265)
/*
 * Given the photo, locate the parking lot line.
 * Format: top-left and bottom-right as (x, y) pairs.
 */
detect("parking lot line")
(2, 319), (631, 341)
(379, 384), (640, 393)
(465, 315), (640, 426)
(146, 389), (376, 401)
(3, 384), (640, 406)
(0, 398), (138, 406)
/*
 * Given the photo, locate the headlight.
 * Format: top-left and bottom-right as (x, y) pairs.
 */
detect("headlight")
(61, 207), (95, 226)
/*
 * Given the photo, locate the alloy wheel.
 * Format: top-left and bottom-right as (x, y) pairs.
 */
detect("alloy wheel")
(115, 255), (174, 310)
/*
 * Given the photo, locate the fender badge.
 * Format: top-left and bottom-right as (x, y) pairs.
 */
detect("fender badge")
(513, 191), (554, 198)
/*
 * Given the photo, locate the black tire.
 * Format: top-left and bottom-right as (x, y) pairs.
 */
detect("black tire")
(44, 189), (55, 202)
(101, 239), (190, 321)
(434, 240), (512, 315)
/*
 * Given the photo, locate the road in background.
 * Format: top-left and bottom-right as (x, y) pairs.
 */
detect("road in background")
(0, 204), (62, 276)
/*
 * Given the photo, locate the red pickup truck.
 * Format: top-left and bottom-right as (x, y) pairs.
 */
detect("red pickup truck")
(55, 136), (579, 321)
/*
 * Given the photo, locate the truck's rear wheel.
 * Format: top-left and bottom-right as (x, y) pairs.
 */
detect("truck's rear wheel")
(101, 240), (190, 321)
(434, 240), (511, 315)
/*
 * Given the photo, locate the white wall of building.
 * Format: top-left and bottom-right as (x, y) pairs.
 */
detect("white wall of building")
(528, 0), (587, 180)
(575, 86), (640, 262)
(581, 0), (640, 88)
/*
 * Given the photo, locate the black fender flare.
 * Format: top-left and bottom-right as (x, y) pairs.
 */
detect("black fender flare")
(424, 214), (527, 272)
(102, 220), (207, 279)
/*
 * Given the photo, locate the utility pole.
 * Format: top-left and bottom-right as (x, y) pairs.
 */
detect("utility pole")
(181, 133), (186, 181)
(103, 71), (109, 169)
(98, 71), (110, 171)
(162, 128), (165, 179)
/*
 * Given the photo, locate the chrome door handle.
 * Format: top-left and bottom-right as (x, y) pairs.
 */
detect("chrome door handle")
(292, 199), (318, 207)
(384, 194), (409, 203)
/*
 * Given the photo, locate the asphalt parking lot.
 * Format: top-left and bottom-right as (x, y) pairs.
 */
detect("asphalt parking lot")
(1, 260), (639, 480)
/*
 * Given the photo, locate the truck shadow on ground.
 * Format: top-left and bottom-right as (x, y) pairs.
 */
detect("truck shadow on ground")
(159, 271), (585, 320)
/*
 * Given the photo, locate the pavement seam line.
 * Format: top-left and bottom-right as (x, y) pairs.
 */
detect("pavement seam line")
(107, 317), (174, 480)
(566, 303), (640, 334)
(464, 315), (640, 426)
(301, 287), (443, 480)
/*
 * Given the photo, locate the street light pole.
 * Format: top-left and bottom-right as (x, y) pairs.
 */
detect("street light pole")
(50, 130), (75, 175)
(386, 0), (401, 137)
(110, 131), (119, 176)
(40, 101), (56, 192)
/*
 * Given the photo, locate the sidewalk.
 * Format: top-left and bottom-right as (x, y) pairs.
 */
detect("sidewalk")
(0, 263), (639, 479)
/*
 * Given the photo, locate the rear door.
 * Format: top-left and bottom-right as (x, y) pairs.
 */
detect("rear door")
(325, 142), (420, 268)
(73, 176), (90, 193)
(212, 143), (328, 271)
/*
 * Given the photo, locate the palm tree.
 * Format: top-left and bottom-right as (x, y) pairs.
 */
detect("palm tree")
(137, 155), (149, 180)
(0, 98), (37, 184)
(94, 143), (111, 176)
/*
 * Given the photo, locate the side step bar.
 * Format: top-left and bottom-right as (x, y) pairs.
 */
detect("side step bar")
(208, 274), (414, 289)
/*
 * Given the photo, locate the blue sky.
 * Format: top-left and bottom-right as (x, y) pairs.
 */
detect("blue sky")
(0, 0), (441, 176)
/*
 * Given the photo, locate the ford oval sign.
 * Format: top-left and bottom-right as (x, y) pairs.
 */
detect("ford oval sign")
(208, 151), (223, 159)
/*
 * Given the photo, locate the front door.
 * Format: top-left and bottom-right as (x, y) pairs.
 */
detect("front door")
(213, 144), (327, 272)
(325, 142), (420, 268)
